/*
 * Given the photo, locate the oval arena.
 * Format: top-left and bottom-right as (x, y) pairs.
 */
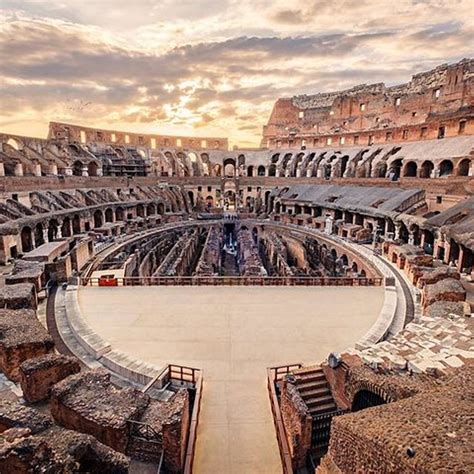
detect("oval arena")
(0, 59), (472, 474)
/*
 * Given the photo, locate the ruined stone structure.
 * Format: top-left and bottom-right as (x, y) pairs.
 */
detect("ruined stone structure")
(263, 59), (474, 150)
(0, 58), (472, 474)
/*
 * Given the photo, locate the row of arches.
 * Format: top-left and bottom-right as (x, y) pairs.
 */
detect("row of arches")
(19, 202), (166, 254)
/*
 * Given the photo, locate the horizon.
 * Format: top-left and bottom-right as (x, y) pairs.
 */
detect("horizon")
(1, 1), (473, 148)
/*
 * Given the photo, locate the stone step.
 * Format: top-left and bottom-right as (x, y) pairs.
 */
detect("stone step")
(296, 379), (328, 393)
(309, 402), (337, 416)
(300, 386), (331, 399)
(304, 394), (334, 408)
(295, 371), (325, 384)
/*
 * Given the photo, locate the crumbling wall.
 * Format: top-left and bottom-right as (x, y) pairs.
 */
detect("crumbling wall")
(19, 354), (81, 403)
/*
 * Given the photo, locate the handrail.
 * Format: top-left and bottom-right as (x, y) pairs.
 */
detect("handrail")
(266, 366), (303, 474)
(183, 371), (203, 474)
(81, 275), (383, 287)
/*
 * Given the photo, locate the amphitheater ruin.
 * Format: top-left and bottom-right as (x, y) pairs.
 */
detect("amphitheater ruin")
(0, 58), (472, 473)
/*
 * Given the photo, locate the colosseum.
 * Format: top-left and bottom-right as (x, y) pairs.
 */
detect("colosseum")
(0, 34), (473, 474)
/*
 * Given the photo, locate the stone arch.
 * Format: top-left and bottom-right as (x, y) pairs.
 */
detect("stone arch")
(105, 208), (114, 223)
(72, 214), (81, 234)
(146, 203), (156, 216)
(72, 161), (83, 176)
(223, 158), (236, 177)
(403, 161), (417, 177)
(157, 203), (165, 215)
(275, 202), (281, 213)
(115, 207), (124, 221)
(420, 160), (434, 179)
(439, 159), (454, 177)
(48, 219), (59, 241)
(188, 191), (195, 208)
(247, 165), (254, 177)
(340, 254), (349, 267)
(34, 223), (45, 247)
(93, 210), (103, 228)
(352, 389), (387, 412)
(388, 159), (403, 180)
(206, 195), (214, 208)
(457, 158), (470, 176)
(21, 226), (34, 253)
(268, 164), (276, 177)
(61, 217), (72, 237)
(257, 165), (266, 176)
(136, 204), (145, 218)
(238, 154), (245, 166)
(88, 161), (99, 177)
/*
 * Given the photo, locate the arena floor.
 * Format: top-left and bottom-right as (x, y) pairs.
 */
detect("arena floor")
(78, 286), (384, 474)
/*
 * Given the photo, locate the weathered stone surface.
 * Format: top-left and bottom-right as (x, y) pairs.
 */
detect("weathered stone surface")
(0, 400), (129, 473)
(0, 283), (37, 310)
(422, 277), (466, 309)
(19, 354), (81, 403)
(280, 378), (312, 469)
(321, 366), (474, 473)
(424, 300), (467, 318)
(0, 309), (54, 381)
(50, 369), (149, 453)
(418, 266), (460, 288)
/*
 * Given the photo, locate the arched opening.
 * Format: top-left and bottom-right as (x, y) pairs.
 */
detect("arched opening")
(352, 390), (386, 412)
(340, 254), (349, 267)
(188, 191), (195, 208)
(340, 155), (349, 177)
(93, 210), (103, 228)
(48, 220), (59, 241)
(275, 202), (281, 214)
(157, 203), (165, 215)
(136, 204), (145, 218)
(360, 269), (366, 277)
(115, 207), (124, 221)
(268, 164), (276, 177)
(330, 248), (338, 260)
(223, 158), (236, 177)
(146, 204), (156, 216)
(88, 161), (99, 176)
(72, 215), (81, 234)
(247, 166), (254, 177)
(72, 161), (83, 176)
(34, 223), (44, 247)
(388, 159), (403, 180)
(457, 158), (470, 176)
(420, 160), (434, 179)
(257, 165), (266, 176)
(61, 217), (72, 237)
(439, 159), (453, 177)
(352, 261), (359, 274)
(238, 154), (245, 166)
(264, 191), (271, 211)
(105, 208), (114, 223)
(21, 227), (33, 253)
(403, 161), (417, 177)
(206, 195), (214, 208)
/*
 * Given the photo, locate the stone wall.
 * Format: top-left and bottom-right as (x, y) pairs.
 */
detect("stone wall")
(19, 354), (81, 403)
(280, 379), (312, 469)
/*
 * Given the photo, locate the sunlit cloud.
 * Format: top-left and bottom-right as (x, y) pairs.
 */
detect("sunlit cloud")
(0, 1), (473, 147)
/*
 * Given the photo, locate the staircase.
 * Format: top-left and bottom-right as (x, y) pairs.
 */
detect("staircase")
(292, 366), (345, 465)
(293, 366), (337, 416)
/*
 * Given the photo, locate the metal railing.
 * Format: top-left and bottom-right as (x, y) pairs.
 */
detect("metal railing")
(266, 364), (303, 474)
(80, 275), (384, 287)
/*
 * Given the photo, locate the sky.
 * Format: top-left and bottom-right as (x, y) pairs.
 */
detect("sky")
(0, 1), (473, 148)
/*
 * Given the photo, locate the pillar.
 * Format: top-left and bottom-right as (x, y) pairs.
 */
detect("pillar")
(49, 163), (58, 176)
(81, 167), (89, 177)
(64, 167), (73, 176)
(394, 223), (401, 241)
(14, 163), (24, 177)
(34, 163), (42, 177)
(0, 163), (4, 177)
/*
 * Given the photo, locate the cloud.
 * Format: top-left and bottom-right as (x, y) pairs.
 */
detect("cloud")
(0, 2), (472, 146)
